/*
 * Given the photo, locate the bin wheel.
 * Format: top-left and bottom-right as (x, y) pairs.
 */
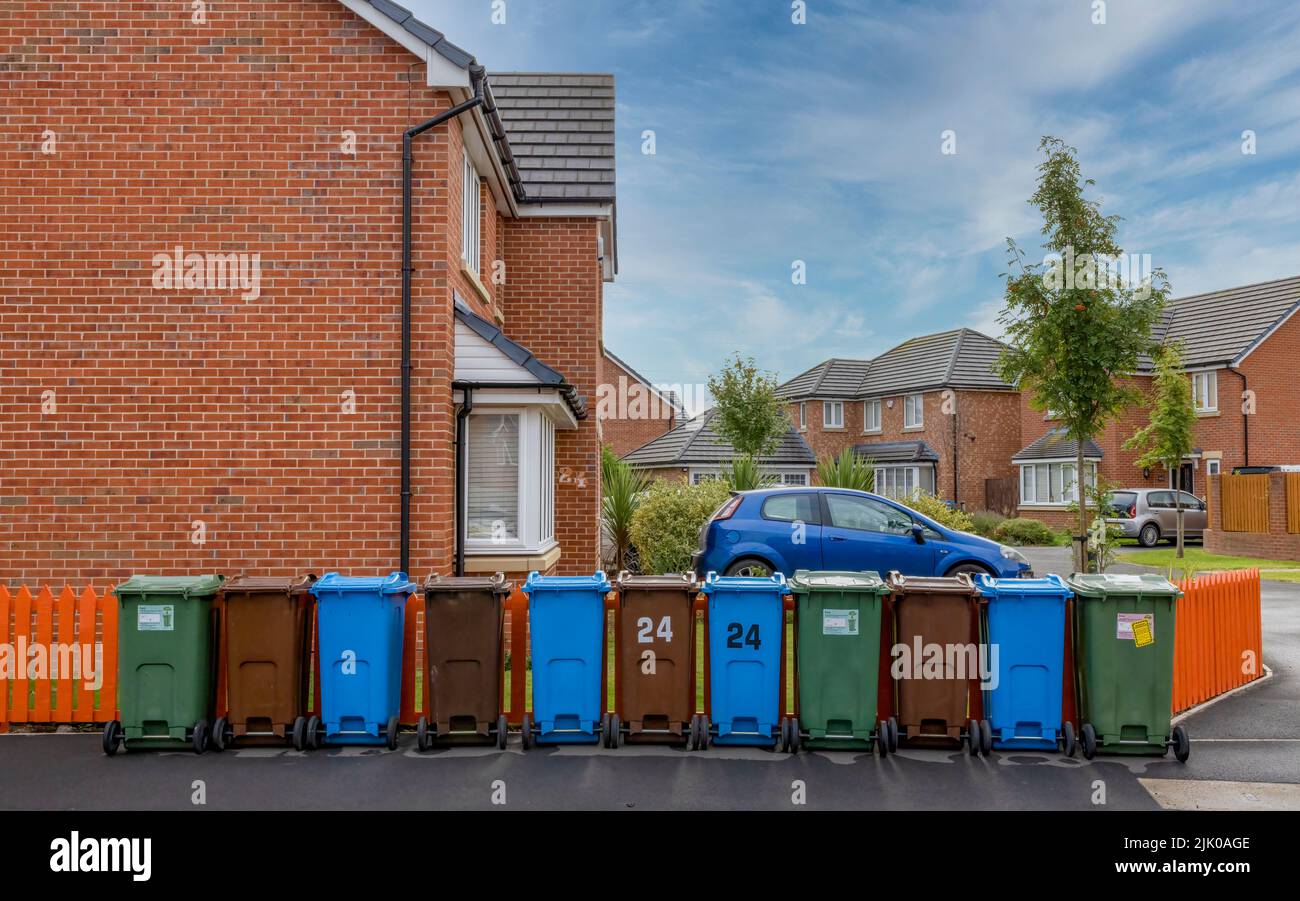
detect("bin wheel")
(967, 719), (980, 757)
(192, 720), (209, 756)
(610, 714), (621, 749)
(697, 715), (710, 751)
(521, 714), (534, 751)
(1080, 722), (1097, 760)
(979, 719), (993, 756)
(385, 715), (399, 751)
(211, 716), (229, 752)
(778, 717), (788, 752)
(876, 720), (889, 757)
(888, 717), (899, 753)
(688, 714), (700, 751)
(102, 720), (122, 756)
(787, 716), (801, 754)
(291, 716), (307, 752)
(417, 716), (430, 752)
(1172, 724), (1190, 763)
(306, 715), (321, 751)
(1061, 721), (1076, 758)
(496, 714), (509, 751)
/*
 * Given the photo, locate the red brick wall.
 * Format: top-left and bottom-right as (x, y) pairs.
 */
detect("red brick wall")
(1204, 473), (1300, 560)
(0, 0), (601, 583)
(598, 351), (676, 457)
(500, 217), (603, 575)
(1237, 308), (1300, 466)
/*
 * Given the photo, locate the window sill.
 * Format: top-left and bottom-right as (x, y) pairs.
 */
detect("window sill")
(902, 425), (925, 433)
(461, 262), (495, 308)
(822, 425), (846, 431)
(862, 429), (882, 435)
(463, 543), (562, 573)
(1018, 503), (1074, 509)
(1196, 410), (1220, 418)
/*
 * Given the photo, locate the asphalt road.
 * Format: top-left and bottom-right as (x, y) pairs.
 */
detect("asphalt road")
(2, 546), (1293, 812)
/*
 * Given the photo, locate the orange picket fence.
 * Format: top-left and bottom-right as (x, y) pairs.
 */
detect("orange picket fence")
(0, 570), (1266, 732)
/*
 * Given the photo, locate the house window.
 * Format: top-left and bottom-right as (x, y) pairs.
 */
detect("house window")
(824, 401), (844, 428)
(875, 465), (919, 500)
(465, 409), (556, 553)
(782, 472), (808, 486)
(798, 402), (806, 430)
(1019, 461), (1097, 505)
(1191, 371), (1217, 412)
(692, 471), (720, 485)
(1207, 459), (1221, 477)
(462, 150), (481, 275)
(904, 394), (924, 428)
(864, 399), (881, 433)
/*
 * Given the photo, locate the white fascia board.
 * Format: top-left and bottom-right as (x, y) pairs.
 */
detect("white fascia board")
(454, 388), (579, 429)
(462, 105), (519, 217)
(516, 203), (613, 219)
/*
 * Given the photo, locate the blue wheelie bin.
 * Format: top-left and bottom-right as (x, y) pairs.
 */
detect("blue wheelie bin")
(308, 572), (415, 749)
(520, 571), (612, 748)
(699, 571), (786, 749)
(975, 574), (1074, 754)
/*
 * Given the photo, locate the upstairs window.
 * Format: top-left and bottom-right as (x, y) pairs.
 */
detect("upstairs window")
(904, 393), (924, 428)
(798, 402), (806, 430)
(462, 150), (481, 275)
(1191, 371), (1217, 412)
(824, 401), (844, 428)
(864, 399), (881, 432)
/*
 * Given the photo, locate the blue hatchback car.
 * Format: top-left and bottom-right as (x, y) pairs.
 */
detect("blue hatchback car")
(692, 487), (1032, 580)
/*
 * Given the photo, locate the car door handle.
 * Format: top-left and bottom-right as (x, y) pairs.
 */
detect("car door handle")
(829, 535), (846, 542)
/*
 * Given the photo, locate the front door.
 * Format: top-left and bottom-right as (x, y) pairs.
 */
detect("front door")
(1170, 462), (1195, 496)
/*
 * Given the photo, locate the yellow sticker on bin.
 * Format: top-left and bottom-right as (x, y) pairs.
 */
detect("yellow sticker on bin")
(1131, 617), (1153, 648)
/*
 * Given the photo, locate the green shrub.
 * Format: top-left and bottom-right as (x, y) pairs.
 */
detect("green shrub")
(969, 510), (1007, 538)
(902, 492), (975, 533)
(816, 448), (875, 491)
(725, 453), (776, 491)
(629, 478), (734, 575)
(994, 517), (1067, 547)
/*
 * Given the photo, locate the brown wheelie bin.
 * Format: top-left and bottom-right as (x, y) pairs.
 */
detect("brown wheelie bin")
(212, 574), (316, 751)
(418, 573), (514, 750)
(888, 572), (988, 755)
(608, 572), (698, 748)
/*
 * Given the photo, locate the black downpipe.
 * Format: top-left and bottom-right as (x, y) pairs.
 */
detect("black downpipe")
(1229, 365), (1250, 467)
(454, 387), (474, 577)
(400, 66), (487, 575)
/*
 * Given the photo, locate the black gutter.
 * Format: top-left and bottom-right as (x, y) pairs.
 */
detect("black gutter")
(454, 386), (474, 577)
(401, 65), (487, 575)
(1228, 365), (1250, 466)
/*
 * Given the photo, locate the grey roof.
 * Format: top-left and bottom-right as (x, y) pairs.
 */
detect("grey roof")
(776, 328), (1013, 400)
(604, 349), (685, 417)
(364, 0), (477, 68)
(852, 440), (940, 464)
(489, 73), (616, 204)
(1147, 274), (1300, 369)
(621, 410), (815, 468)
(1013, 428), (1103, 462)
(454, 299), (586, 419)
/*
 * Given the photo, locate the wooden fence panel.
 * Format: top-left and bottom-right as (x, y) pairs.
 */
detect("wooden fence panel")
(1171, 569), (1262, 713)
(1219, 474), (1270, 532)
(1287, 473), (1300, 534)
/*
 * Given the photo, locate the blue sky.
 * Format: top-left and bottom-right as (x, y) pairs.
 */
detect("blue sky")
(409, 0), (1300, 405)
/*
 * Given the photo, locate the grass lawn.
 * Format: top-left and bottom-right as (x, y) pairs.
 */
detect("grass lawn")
(1120, 547), (1300, 583)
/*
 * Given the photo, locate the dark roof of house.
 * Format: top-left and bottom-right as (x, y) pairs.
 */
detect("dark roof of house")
(776, 328), (1013, 400)
(621, 410), (815, 468)
(1148, 274), (1300, 369)
(1013, 428), (1103, 462)
(603, 348), (685, 417)
(454, 300), (586, 419)
(489, 73), (616, 204)
(852, 440), (940, 464)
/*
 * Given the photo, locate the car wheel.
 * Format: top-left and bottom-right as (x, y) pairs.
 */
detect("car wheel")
(725, 558), (773, 578)
(1138, 523), (1160, 548)
(947, 563), (994, 580)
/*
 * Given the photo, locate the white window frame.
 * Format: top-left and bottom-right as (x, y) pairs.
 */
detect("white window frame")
(1206, 459), (1221, 477)
(462, 149), (481, 275)
(903, 393), (924, 429)
(1018, 460), (1098, 506)
(863, 399), (882, 433)
(690, 467), (811, 486)
(875, 465), (921, 500)
(463, 407), (556, 555)
(1191, 369), (1218, 413)
(823, 400), (844, 429)
(798, 402), (806, 431)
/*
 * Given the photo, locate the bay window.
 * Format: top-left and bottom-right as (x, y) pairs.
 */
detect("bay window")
(464, 408), (557, 553)
(874, 464), (936, 500)
(1019, 460), (1097, 505)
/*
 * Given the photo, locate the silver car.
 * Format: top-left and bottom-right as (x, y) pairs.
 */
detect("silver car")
(1105, 489), (1208, 548)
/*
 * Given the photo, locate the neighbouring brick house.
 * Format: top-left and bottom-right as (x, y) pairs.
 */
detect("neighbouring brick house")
(598, 348), (682, 458)
(621, 410), (816, 486)
(776, 329), (1021, 511)
(0, 1), (619, 583)
(1014, 275), (1300, 529)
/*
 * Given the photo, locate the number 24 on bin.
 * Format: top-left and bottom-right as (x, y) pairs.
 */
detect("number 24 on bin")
(726, 622), (762, 649)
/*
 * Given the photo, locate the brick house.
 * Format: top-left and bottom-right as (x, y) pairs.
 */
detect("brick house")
(776, 329), (1021, 511)
(0, 1), (619, 583)
(621, 410), (816, 486)
(597, 348), (682, 458)
(1014, 275), (1300, 528)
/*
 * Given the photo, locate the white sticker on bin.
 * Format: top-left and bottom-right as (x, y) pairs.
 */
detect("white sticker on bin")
(137, 604), (174, 632)
(1116, 612), (1154, 641)
(822, 608), (859, 636)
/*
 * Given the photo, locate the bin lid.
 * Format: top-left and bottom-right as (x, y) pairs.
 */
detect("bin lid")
(700, 571), (787, 594)
(1064, 572), (1181, 599)
(310, 571), (416, 597)
(221, 574), (317, 596)
(424, 573), (515, 595)
(886, 571), (977, 596)
(522, 571), (612, 595)
(974, 573), (1068, 597)
(113, 574), (224, 599)
(789, 570), (887, 594)
(612, 572), (698, 592)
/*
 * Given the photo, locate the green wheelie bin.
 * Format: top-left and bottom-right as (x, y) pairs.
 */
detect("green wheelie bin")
(102, 574), (224, 755)
(1067, 573), (1189, 761)
(785, 570), (890, 754)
